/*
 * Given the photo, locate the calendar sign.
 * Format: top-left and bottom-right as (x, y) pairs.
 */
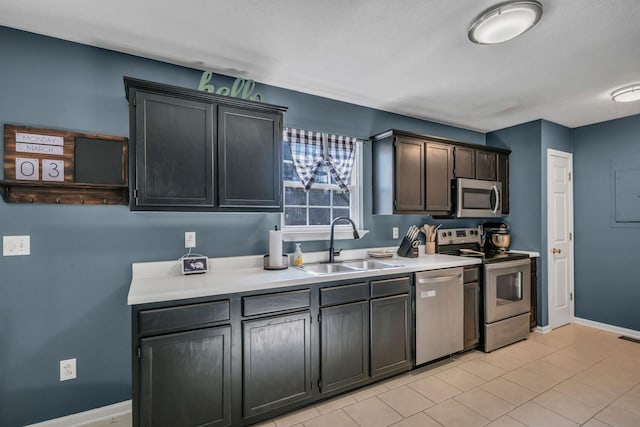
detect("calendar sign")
(43, 159), (64, 182)
(15, 158), (39, 181)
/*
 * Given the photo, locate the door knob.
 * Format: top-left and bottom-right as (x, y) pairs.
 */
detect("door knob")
(552, 248), (562, 254)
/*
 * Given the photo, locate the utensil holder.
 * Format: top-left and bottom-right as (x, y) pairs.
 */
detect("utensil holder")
(397, 237), (418, 258)
(425, 241), (436, 255)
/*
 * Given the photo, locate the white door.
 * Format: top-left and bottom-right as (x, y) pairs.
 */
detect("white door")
(547, 149), (574, 329)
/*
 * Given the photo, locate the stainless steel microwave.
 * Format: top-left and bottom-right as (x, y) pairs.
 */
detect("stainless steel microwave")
(454, 178), (502, 218)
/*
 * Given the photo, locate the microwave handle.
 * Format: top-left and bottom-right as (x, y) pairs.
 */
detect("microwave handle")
(491, 184), (500, 214)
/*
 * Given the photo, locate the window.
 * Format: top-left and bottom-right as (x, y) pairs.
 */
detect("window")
(282, 129), (363, 240)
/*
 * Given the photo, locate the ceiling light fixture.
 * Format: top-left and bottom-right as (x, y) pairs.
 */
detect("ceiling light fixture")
(611, 84), (640, 102)
(468, 1), (543, 45)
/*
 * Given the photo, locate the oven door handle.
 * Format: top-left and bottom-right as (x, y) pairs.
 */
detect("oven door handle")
(491, 184), (500, 214)
(484, 258), (530, 271)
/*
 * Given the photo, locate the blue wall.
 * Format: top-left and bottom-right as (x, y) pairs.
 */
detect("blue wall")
(0, 27), (486, 425)
(487, 121), (544, 321)
(487, 119), (574, 327)
(573, 115), (640, 331)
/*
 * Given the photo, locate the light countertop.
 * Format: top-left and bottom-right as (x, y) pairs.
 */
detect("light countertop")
(128, 247), (539, 305)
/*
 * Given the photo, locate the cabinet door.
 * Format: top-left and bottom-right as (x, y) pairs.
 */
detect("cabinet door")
(139, 326), (231, 427)
(394, 137), (425, 212)
(320, 301), (369, 393)
(454, 146), (475, 178)
(217, 106), (282, 209)
(370, 294), (412, 378)
(134, 92), (214, 208)
(243, 312), (312, 418)
(498, 153), (509, 215)
(425, 142), (453, 213)
(476, 150), (498, 181)
(463, 283), (480, 350)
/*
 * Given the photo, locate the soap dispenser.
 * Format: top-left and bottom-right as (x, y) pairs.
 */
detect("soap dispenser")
(293, 243), (304, 266)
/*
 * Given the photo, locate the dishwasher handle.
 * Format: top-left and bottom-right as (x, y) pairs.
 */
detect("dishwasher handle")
(417, 274), (462, 285)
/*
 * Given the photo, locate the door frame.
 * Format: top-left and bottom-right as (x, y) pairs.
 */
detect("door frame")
(546, 148), (575, 328)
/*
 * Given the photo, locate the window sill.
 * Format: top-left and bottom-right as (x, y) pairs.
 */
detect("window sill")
(282, 229), (369, 242)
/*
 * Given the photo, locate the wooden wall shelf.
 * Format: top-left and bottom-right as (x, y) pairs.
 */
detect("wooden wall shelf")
(2, 124), (128, 205)
(0, 180), (128, 204)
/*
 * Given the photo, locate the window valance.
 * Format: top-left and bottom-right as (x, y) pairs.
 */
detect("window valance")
(283, 128), (357, 192)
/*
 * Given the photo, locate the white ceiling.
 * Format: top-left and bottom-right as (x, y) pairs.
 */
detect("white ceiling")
(2, 0), (640, 132)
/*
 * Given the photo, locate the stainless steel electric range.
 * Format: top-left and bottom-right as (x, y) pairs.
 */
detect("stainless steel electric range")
(437, 227), (531, 352)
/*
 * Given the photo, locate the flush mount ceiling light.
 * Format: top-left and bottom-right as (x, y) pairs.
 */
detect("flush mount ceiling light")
(611, 84), (640, 102)
(469, 1), (543, 45)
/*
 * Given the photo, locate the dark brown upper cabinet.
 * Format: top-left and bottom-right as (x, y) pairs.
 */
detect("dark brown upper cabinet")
(475, 149), (498, 181)
(497, 152), (509, 215)
(425, 142), (453, 213)
(453, 146), (475, 179)
(372, 129), (509, 216)
(124, 77), (287, 212)
(453, 146), (498, 181)
(372, 130), (452, 215)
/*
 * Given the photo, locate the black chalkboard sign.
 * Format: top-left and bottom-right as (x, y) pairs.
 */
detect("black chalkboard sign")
(74, 137), (125, 185)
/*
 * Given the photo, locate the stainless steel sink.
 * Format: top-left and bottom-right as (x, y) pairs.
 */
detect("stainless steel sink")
(341, 260), (400, 270)
(298, 263), (355, 275)
(297, 259), (402, 275)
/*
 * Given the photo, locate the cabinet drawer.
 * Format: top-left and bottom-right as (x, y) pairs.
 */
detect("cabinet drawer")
(243, 289), (310, 317)
(370, 277), (411, 298)
(139, 300), (230, 335)
(463, 267), (480, 284)
(320, 282), (369, 306)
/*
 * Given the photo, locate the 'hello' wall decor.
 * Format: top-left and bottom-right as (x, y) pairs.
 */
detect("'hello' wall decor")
(198, 71), (263, 102)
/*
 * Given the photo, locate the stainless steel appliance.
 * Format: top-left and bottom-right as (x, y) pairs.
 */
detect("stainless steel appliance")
(437, 227), (530, 352)
(415, 268), (464, 365)
(454, 178), (502, 218)
(484, 221), (511, 252)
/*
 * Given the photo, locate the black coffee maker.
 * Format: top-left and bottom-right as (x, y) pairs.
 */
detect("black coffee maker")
(483, 222), (511, 253)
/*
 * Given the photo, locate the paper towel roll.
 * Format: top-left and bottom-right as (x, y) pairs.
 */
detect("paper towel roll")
(269, 230), (283, 266)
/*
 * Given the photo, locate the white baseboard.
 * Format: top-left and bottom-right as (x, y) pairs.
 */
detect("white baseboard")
(534, 325), (552, 334)
(574, 317), (640, 339)
(25, 400), (131, 427)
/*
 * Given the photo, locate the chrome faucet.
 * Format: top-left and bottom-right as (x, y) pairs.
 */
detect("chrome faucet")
(328, 216), (360, 263)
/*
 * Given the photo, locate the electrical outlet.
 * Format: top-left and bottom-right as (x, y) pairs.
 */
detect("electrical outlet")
(392, 227), (399, 239)
(60, 358), (76, 381)
(185, 232), (196, 248)
(3, 235), (30, 256)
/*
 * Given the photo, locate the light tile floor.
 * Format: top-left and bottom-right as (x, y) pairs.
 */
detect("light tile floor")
(263, 324), (640, 427)
(89, 324), (640, 427)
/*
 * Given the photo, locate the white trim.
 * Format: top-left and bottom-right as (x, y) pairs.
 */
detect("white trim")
(574, 317), (640, 340)
(534, 325), (552, 334)
(546, 148), (575, 329)
(25, 400), (131, 427)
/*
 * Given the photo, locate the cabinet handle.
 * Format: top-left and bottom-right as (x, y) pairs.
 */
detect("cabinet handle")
(552, 248), (562, 254)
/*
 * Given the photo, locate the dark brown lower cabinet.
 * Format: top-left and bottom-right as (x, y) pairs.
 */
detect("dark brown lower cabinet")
(530, 257), (538, 329)
(463, 283), (481, 350)
(139, 326), (231, 427)
(242, 311), (312, 418)
(133, 274), (414, 426)
(370, 293), (412, 378)
(320, 301), (369, 393)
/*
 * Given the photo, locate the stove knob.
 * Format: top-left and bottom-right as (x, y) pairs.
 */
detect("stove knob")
(447, 231), (452, 236)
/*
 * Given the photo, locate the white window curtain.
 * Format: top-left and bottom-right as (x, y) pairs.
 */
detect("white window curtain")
(284, 128), (357, 192)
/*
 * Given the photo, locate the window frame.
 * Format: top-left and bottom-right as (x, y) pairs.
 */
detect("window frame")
(281, 140), (365, 242)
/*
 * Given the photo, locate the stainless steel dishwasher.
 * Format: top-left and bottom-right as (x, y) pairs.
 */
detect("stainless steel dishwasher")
(415, 267), (464, 365)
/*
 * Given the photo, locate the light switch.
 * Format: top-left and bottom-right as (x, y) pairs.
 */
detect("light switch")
(3, 235), (30, 256)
